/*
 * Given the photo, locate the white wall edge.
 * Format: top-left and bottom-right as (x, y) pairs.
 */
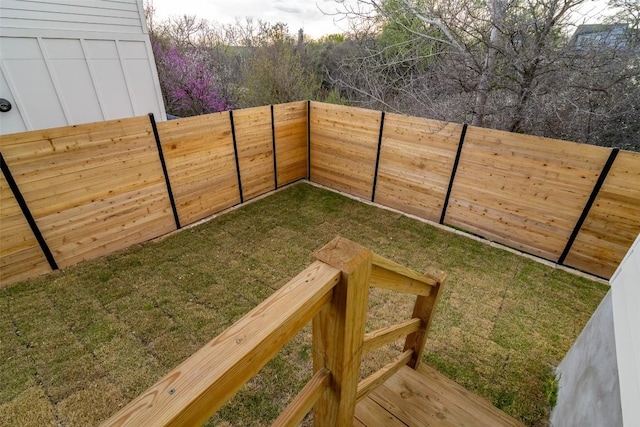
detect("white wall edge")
(610, 233), (640, 427)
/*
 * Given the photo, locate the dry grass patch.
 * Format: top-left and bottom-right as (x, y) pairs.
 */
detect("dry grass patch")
(0, 183), (607, 426)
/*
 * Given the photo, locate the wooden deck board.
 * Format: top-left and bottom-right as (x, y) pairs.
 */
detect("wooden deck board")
(354, 365), (525, 427)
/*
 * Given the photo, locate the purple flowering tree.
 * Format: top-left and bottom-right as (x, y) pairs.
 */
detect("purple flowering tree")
(152, 38), (228, 117)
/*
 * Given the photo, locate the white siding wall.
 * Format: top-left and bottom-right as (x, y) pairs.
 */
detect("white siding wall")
(0, 0), (145, 34)
(0, 1), (166, 135)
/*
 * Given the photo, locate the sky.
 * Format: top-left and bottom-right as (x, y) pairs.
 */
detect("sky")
(149, 0), (361, 39)
(150, 0), (616, 40)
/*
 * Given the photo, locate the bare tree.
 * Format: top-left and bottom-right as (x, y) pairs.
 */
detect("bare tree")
(326, 0), (591, 128)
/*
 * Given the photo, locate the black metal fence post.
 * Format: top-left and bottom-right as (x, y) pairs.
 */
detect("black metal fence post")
(149, 113), (181, 229)
(229, 110), (244, 203)
(0, 153), (58, 270)
(271, 105), (278, 189)
(371, 111), (386, 202)
(558, 148), (620, 265)
(440, 123), (468, 224)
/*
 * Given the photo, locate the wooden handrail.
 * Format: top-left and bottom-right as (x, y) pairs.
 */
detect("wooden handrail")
(359, 254), (447, 401)
(370, 253), (439, 296)
(101, 238), (446, 426)
(101, 261), (340, 427)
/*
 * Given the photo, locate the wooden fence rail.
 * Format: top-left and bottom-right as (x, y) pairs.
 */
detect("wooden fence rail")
(1, 101), (638, 286)
(100, 237), (446, 427)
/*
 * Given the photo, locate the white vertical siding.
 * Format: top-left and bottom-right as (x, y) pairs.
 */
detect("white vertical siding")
(84, 39), (135, 119)
(0, 1), (165, 134)
(118, 40), (159, 116)
(41, 38), (104, 124)
(0, 36), (68, 130)
(0, 33), (166, 134)
(0, 66), (26, 133)
(0, 0), (145, 34)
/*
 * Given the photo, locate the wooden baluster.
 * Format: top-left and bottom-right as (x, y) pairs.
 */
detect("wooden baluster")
(404, 272), (447, 369)
(312, 237), (372, 427)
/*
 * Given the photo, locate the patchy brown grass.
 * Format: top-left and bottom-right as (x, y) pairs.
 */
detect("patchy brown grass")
(0, 183), (608, 426)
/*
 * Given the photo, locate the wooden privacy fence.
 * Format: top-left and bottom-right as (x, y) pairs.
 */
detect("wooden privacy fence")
(1, 101), (638, 286)
(0, 101), (307, 286)
(309, 102), (640, 279)
(100, 237), (446, 426)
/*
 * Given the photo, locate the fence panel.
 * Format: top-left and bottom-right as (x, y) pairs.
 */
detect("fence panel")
(0, 174), (51, 285)
(2, 103), (638, 285)
(444, 126), (611, 261)
(274, 101), (307, 186)
(565, 151), (640, 277)
(157, 112), (240, 227)
(375, 114), (461, 221)
(310, 103), (381, 200)
(233, 106), (275, 200)
(0, 116), (176, 269)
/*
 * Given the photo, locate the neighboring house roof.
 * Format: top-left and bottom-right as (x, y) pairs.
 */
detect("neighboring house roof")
(571, 23), (634, 49)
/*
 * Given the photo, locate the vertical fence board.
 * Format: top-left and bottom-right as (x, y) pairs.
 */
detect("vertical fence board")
(0, 116), (176, 269)
(0, 174), (51, 286)
(157, 112), (240, 226)
(445, 126), (611, 260)
(375, 114), (461, 222)
(564, 151), (640, 277)
(310, 103), (381, 200)
(233, 106), (275, 200)
(273, 101), (307, 186)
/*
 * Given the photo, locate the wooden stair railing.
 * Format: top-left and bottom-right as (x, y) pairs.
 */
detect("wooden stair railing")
(355, 253), (446, 404)
(101, 237), (445, 427)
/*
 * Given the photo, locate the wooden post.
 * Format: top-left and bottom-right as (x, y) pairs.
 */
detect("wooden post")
(403, 272), (446, 369)
(313, 237), (372, 427)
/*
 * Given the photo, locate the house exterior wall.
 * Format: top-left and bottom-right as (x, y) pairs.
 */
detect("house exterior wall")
(550, 291), (622, 427)
(551, 234), (640, 427)
(0, 0), (146, 34)
(611, 234), (640, 426)
(0, 0), (165, 135)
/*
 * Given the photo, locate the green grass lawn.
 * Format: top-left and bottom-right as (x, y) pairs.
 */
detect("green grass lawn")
(0, 182), (608, 426)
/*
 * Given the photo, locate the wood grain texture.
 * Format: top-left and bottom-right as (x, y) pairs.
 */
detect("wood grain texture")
(376, 114), (461, 221)
(356, 350), (413, 402)
(367, 365), (526, 427)
(313, 237), (372, 427)
(354, 397), (406, 427)
(403, 271), (446, 369)
(564, 150), (640, 278)
(310, 102), (381, 200)
(157, 112), (240, 226)
(101, 261), (340, 427)
(0, 116), (175, 270)
(274, 101), (307, 186)
(370, 253), (438, 295)
(362, 318), (421, 355)
(445, 125), (610, 261)
(233, 106), (276, 200)
(0, 174), (51, 286)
